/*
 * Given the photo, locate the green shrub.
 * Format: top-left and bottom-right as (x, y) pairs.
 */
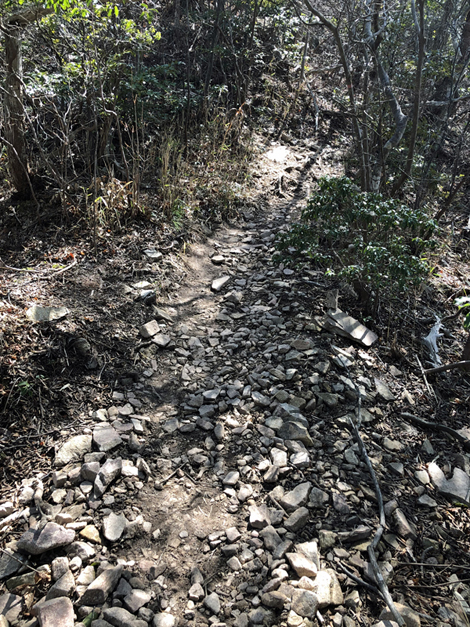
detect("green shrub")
(276, 176), (437, 309)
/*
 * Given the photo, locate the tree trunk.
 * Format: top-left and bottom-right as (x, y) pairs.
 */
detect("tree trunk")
(4, 24), (30, 197)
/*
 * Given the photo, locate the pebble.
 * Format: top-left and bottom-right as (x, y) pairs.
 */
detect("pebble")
(204, 592), (221, 614)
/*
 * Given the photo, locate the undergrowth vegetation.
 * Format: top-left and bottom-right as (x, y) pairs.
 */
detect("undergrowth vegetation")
(276, 177), (439, 313)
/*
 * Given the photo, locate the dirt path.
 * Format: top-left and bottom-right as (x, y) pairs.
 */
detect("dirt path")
(1, 141), (469, 627)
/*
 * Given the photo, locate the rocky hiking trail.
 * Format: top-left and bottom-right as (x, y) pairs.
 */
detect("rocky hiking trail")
(2, 140), (470, 627)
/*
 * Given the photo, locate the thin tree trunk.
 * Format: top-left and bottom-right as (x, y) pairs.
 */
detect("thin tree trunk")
(4, 25), (29, 197)
(300, 0), (368, 189)
(204, 0), (224, 100)
(391, 0), (425, 195)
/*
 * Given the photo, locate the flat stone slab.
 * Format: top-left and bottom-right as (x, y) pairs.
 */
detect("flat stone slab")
(428, 462), (470, 505)
(93, 425), (123, 452)
(55, 435), (92, 466)
(26, 306), (69, 322)
(18, 523), (75, 555)
(323, 309), (378, 347)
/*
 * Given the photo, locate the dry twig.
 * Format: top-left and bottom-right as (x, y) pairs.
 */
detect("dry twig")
(400, 412), (470, 451)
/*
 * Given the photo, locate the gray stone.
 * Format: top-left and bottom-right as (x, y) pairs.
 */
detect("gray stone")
(284, 507), (309, 532)
(188, 582), (205, 601)
(383, 437), (404, 452)
(223, 471), (240, 486)
(212, 276), (231, 292)
(66, 541), (96, 561)
(204, 592), (221, 614)
(0, 548), (25, 580)
(94, 458), (122, 497)
(296, 541), (320, 568)
(238, 484), (253, 502)
(227, 556), (242, 570)
(393, 508), (417, 540)
(113, 577), (132, 598)
(261, 591), (288, 609)
(291, 589), (319, 618)
(51, 557), (70, 582)
(124, 589), (151, 613)
(46, 569), (75, 600)
(379, 603), (421, 627)
(103, 606), (139, 627)
(286, 553), (317, 577)
(389, 463), (404, 477)
(249, 608), (271, 624)
(274, 403), (309, 425)
(33, 597), (74, 627)
(428, 462), (470, 505)
(417, 494), (438, 507)
(259, 525), (282, 551)
(153, 614), (176, 627)
(375, 379), (395, 401)
(249, 504), (270, 529)
(319, 529), (337, 549)
(139, 320), (161, 338)
(152, 334), (171, 348)
(290, 451), (310, 468)
(278, 421), (313, 446)
(316, 392), (340, 407)
(18, 523), (75, 555)
(77, 565), (96, 586)
(415, 469), (430, 484)
(103, 512), (128, 542)
(78, 565), (123, 606)
(81, 462), (101, 482)
(307, 569), (343, 608)
(0, 592), (23, 623)
(308, 488), (329, 508)
(279, 482), (311, 512)
(332, 492), (350, 514)
(93, 425), (123, 453)
(55, 435), (92, 466)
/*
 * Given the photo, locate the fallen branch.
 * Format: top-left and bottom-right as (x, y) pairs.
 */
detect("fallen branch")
(337, 561), (382, 595)
(349, 415), (405, 626)
(424, 361), (470, 375)
(400, 412), (470, 452)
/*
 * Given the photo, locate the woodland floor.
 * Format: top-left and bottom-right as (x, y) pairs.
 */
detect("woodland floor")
(1, 126), (470, 627)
